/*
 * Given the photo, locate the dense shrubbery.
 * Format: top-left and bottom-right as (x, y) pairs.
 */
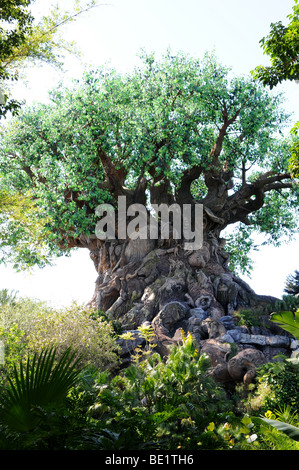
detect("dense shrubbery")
(248, 359), (299, 416)
(0, 297), (120, 372)
(1, 292), (299, 450)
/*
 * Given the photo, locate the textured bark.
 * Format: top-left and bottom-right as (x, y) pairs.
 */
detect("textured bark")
(87, 226), (277, 330)
(83, 201), (289, 384)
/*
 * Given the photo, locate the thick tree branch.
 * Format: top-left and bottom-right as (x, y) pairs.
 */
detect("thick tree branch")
(221, 172), (294, 229)
(95, 146), (127, 196)
(176, 165), (202, 204)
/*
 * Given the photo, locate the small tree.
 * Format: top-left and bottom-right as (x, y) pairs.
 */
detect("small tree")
(284, 269), (299, 295)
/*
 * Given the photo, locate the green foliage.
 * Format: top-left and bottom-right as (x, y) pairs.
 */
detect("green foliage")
(233, 308), (265, 328)
(0, 347), (82, 432)
(26, 303), (120, 369)
(270, 309), (299, 340)
(0, 288), (18, 306)
(0, 297), (120, 370)
(251, 408), (299, 450)
(252, 0), (299, 183)
(93, 332), (233, 449)
(248, 359), (299, 416)
(1, 316), (299, 450)
(0, 0), (99, 119)
(273, 294), (299, 313)
(0, 324), (26, 379)
(284, 269), (299, 295)
(290, 123), (299, 177)
(0, 0), (33, 117)
(259, 417), (299, 442)
(222, 225), (257, 276)
(252, 0), (299, 88)
(0, 1), (101, 267)
(0, 185), (56, 269)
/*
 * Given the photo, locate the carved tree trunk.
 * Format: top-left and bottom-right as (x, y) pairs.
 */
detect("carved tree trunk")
(86, 214), (277, 360)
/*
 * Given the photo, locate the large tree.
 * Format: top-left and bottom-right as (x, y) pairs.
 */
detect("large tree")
(0, 52), (298, 333)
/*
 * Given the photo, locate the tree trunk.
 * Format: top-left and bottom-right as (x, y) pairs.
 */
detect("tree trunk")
(87, 224), (278, 357)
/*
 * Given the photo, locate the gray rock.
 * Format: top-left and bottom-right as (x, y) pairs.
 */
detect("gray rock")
(219, 334), (235, 343)
(189, 307), (208, 321)
(219, 315), (235, 329)
(290, 339), (299, 350)
(265, 335), (290, 348)
(117, 330), (145, 356)
(227, 329), (242, 342)
(239, 334), (267, 346)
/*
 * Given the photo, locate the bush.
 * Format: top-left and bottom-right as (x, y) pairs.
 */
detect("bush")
(247, 358), (299, 416)
(92, 332), (233, 450)
(0, 298), (120, 371)
(26, 303), (120, 370)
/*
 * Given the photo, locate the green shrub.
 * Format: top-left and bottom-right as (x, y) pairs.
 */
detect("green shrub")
(25, 303), (120, 370)
(92, 332), (232, 450)
(0, 325), (26, 380)
(0, 297), (52, 333)
(248, 359), (299, 416)
(233, 308), (266, 328)
(254, 408), (299, 450)
(0, 298), (120, 371)
(0, 348), (102, 450)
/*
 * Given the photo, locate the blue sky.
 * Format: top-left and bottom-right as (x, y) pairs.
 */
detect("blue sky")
(0, 0), (298, 306)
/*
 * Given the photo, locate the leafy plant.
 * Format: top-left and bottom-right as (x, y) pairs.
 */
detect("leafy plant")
(258, 418), (299, 442)
(93, 332), (232, 449)
(233, 308), (265, 328)
(247, 359), (299, 416)
(270, 309), (299, 340)
(0, 347), (83, 432)
(252, 407), (299, 448)
(0, 298), (120, 370)
(0, 289), (18, 306)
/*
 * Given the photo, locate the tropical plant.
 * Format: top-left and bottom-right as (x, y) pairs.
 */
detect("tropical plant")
(0, 347), (82, 433)
(270, 309), (299, 340)
(247, 358), (299, 416)
(259, 417), (299, 442)
(92, 332), (232, 449)
(251, 407), (299, 449)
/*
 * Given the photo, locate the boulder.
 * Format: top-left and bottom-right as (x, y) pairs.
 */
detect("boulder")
(227, 349), (266, 385)
(200, 338), (231, 367)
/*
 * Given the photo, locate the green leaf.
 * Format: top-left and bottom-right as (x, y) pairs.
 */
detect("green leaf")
(270, 310), (299, 339)
(1, 347), (83, 432)
(258, 417), (299, 442)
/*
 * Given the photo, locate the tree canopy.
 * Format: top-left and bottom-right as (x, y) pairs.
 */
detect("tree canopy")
(0, 0), (100, 269)
(0, 51), (297, 271)
(252, 0), (299, 88)
(0, 0), (97, 118)
(252, 0), (299, 177)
